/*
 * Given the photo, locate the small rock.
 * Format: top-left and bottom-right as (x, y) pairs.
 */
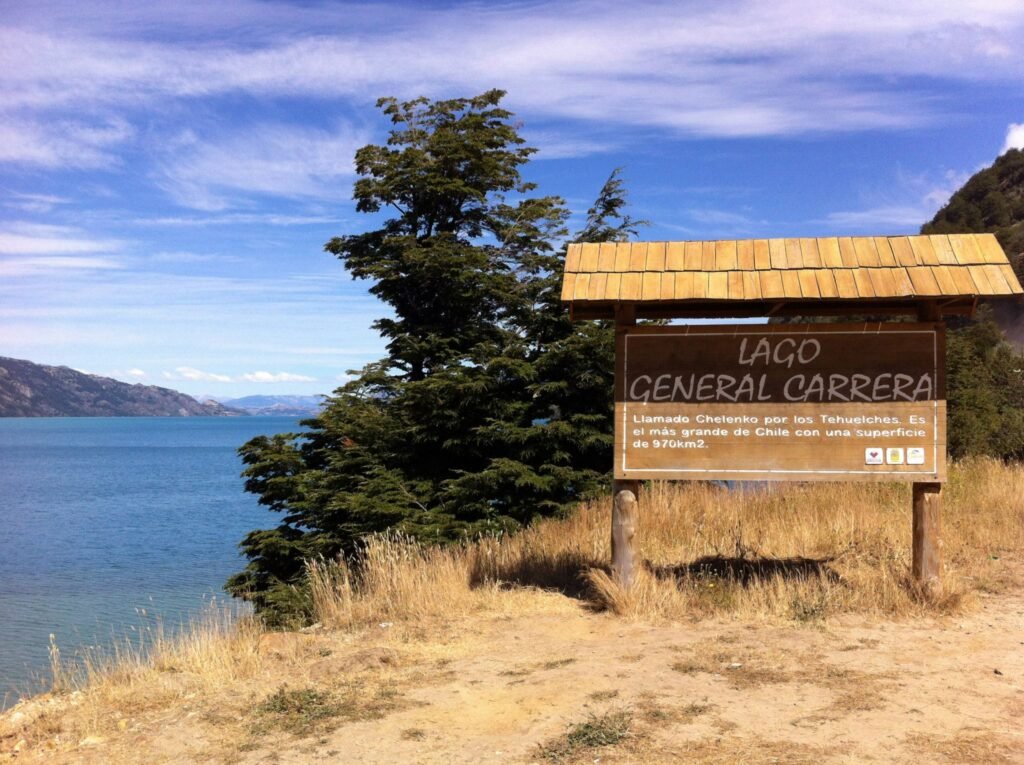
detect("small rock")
(994, 668), (1003, 676)
(79, 736), (106, 747)
(117, 719), (129, 731)
(379, 622), (393, 628)
(13, 739), (27, 752)
(728, 663), (743, 670)
(9, 711), (26, 724)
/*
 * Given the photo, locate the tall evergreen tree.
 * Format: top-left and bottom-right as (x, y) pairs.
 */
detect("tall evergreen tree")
(227, 92), (642, 622)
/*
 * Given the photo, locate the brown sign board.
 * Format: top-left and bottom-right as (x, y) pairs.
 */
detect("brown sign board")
(615, 323), (946, 482)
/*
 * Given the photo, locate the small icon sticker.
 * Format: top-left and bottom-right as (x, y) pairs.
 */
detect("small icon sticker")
(907, 447), (925, 465)
(865, 448), (883, 465)
(886, 448), (905, 465)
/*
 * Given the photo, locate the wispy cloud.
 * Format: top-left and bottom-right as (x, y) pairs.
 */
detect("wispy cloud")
(3, 192), (71, 214)
(0, 117), (133, 169)
(164, 366), (232, 383)
(240, 370), (316, 383)
(1003, 123), (1024, 154)
(154, 123), (366, 209)
(0, 256), (123, 277)
(0, 222), (124, 255)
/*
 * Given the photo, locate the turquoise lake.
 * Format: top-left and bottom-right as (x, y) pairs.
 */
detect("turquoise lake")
(0, 416), (303, 708)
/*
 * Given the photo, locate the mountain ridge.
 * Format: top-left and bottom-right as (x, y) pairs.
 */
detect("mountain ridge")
(0, 356), (246, 417)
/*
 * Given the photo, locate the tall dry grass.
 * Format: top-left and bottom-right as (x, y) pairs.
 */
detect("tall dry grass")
(308, 458), (1024, 626)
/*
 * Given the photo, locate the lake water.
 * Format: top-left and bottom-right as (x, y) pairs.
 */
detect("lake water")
(0, 416), (302, 708)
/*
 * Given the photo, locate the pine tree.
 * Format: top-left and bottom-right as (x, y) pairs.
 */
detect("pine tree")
(227, 92), (642, 623)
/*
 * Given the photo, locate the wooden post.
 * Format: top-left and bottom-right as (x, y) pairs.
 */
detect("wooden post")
(612, 480), (639, 588)
(612, 304), (638, 588)
(912, 482), (942, 594)
(912, 301), (942, 596)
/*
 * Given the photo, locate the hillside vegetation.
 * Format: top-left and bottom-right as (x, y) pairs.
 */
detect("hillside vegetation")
(2, 459), (1022, 763)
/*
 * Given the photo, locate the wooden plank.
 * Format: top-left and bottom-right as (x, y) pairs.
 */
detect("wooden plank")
(781, 270), (802, 297)
(613, 242), (632, 272)
(742, 270), (762, 300)
(604, 272), (622, 301)
(977, 233), (1010, 264)
(753, 239), (771, 270)
(797, 269), (821, 298)
(784, 238), (804, 268)
(838, 237), (859, 267)
(666, 241), (686, 271)
(684, 240), (703, 270)
(716, 240), (738, 271)
(560, 273), (576, 301)
(908, 236), (939, 266)
(588, 272), (608, 301)
(912, 483), (942, 595)
(852, 237), (882, 267)
(1000, 264), (1023, 293)
(983, 265), (1014, 294)
(646, 241), (667, 271)
(673, 271), (695, 299)
(930, 235), (958, 266)
(891, 267), (915, 297)
(832, 269), (859, 297)
(967, 265), (995, 294)
(800, 238), (822, 267)
(702, 241), (717, 271)
(641, 271), (662, 300)
(768, 238), (787, 269)
(817, 237), (844, 268)
(873, 236), (898, 267)
(948, 265), (978, 295)
(579, 244), (600, 273)
(707, 271), (729, 299)
(929, 266), (958, 296)
(814, 269), (839, 298)
(727, 270), (745, 299)
(907, 267), (942, 295)
(619, 272), (641, 300)
(573, 273), (591, 301)
(596, 242), (617, 272)
(867, 268), (896, 297)
(692, 271), (709, 299)
(628, 242), (648, 271)
(659, 269), (676, 300)
(948, 233), (986, 265)
(851, 268), (875, 298)
(565, 243), (582, 273)
(759, 270), (785, 298)
(889, 237), (918, 267)
(737, 239), (755, 270)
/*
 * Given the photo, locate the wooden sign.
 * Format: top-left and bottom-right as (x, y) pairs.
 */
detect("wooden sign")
(615, 323), (946, 482)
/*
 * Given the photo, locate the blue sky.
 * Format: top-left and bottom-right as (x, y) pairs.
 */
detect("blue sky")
(2, 0), (1024, 398)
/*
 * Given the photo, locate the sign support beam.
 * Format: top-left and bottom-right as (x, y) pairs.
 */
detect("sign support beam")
(912, 300), (943, 594)
(612, 304), (638, 588)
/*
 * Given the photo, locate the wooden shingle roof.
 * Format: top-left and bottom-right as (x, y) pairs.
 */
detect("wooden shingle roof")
(562, 233), (1023, 320)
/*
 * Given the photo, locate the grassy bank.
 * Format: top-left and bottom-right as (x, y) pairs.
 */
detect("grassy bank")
(2, 458), (1022, 762)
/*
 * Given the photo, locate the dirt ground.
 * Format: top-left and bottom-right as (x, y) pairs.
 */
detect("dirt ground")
(3, 561), (1022, 765)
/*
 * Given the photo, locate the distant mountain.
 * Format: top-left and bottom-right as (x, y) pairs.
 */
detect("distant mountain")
(218, 394), (325, 417)
(0, 357), (246, 417)
(922, 148), (1024, 347)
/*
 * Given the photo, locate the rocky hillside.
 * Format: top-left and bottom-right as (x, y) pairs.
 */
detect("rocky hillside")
(923, 148), (1024, 346)
(218, 394), (325, 416)
(0, 357), (245, 417)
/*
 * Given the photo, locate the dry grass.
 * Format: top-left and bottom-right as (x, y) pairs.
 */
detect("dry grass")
(309, 457), (1024, 627)
(3, 458), (1022, 763)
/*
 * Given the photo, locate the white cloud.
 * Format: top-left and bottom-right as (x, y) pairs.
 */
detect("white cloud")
(165, 366), (232, 383)
(0, 222), (124, 255)
(0, 117), (133, 169)
(126, 368), (147, 378)
(155, 123), (366, 209)
(241, 371), (317, 383)
(0, 256), (123, 277)
(4, 192), (70, 214)
(1003, 123), (1024, 154)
